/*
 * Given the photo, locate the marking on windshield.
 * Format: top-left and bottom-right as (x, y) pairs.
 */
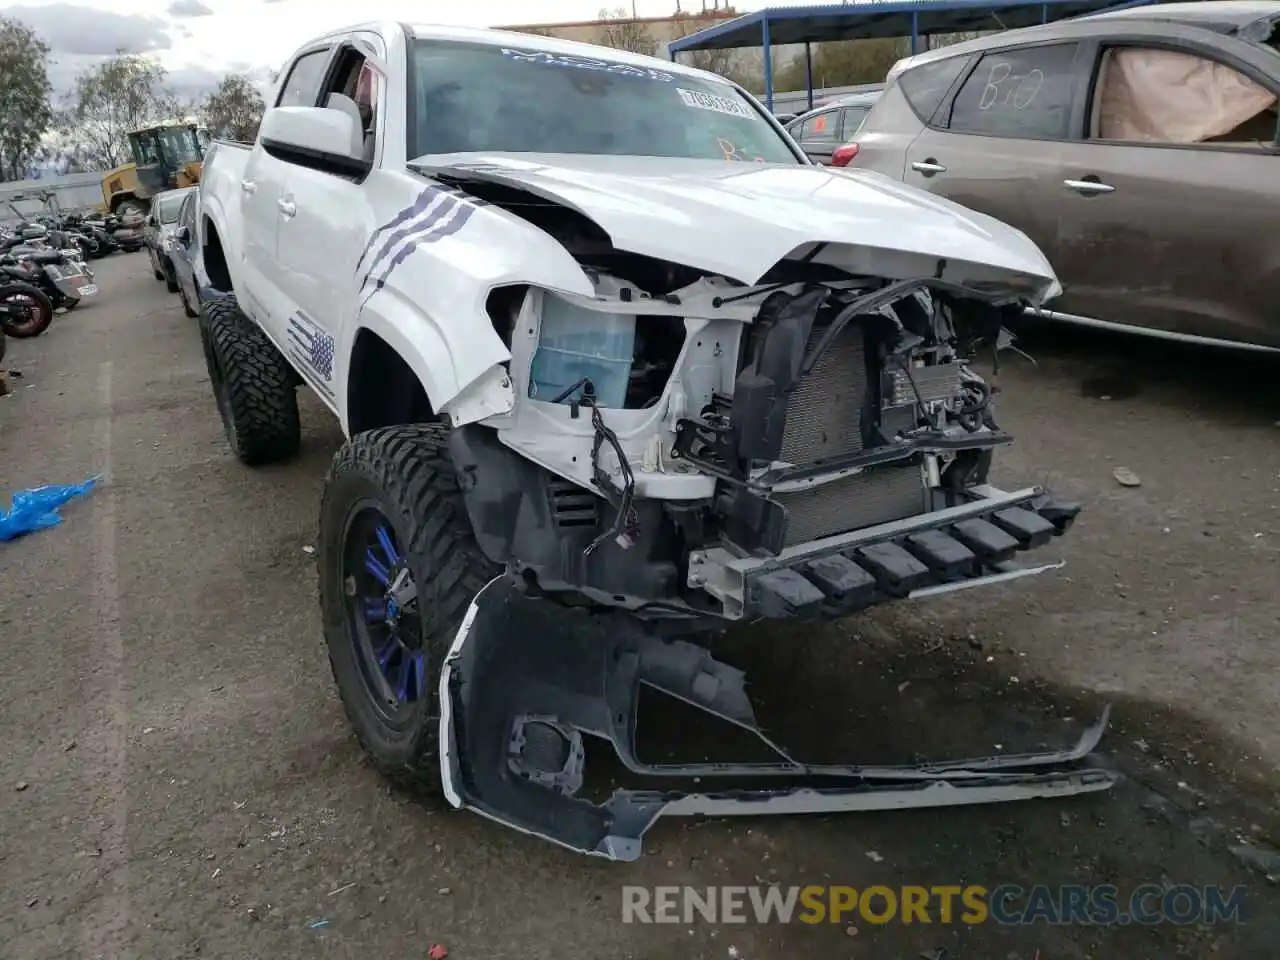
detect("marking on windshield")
(500, 47), (676, 82)
(676, 87), (751, 118)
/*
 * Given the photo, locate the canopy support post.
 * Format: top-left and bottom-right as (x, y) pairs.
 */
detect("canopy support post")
(804, 41), (813, 111)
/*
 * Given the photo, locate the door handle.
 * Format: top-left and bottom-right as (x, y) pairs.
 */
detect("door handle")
(277, 199), (296, 219)
(1064, 178), (1115, 196)
(240, 179), (256, 195)
(911, 159), (947, 175)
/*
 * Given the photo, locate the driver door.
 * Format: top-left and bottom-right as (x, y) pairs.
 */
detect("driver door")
(233, 44), (333, 347)
(272, 34), (384, 410)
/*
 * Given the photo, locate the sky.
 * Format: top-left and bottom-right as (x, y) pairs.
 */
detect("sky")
(0, 0), (753, 102)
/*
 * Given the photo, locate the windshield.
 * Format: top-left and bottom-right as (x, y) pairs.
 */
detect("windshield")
(131, 131), (160, 166)
(409, 40), (799, 163)
(158, 126), (203, 166)
(156, 193), (187, 223)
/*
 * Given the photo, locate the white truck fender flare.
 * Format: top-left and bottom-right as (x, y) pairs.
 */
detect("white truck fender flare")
(350, 295), (513, 427)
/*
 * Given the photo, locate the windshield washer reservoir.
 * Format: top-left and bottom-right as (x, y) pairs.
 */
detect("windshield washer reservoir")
(529, 292), (636, 409)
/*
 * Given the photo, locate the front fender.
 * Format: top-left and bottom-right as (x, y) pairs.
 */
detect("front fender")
(350, 286), (513, 428)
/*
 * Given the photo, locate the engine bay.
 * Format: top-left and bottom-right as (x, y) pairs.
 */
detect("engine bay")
(457, 249), (1034, 621)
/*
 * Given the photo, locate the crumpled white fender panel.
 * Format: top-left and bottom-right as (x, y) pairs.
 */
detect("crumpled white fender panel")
(343, 171), (596, 426)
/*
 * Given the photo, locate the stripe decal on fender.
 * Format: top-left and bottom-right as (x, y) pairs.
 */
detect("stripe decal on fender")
(356, 182), (480, 295)
(357, 192), (460, 288)
(367, 203), (477, 292)
(354, 183), (458, 276)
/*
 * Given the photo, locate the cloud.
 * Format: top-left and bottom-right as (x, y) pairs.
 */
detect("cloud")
(6, 4), (171, 56)
(168, 0), (213, 16)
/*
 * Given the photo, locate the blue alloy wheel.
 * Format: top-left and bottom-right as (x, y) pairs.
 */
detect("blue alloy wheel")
(341, 501), (426, 723)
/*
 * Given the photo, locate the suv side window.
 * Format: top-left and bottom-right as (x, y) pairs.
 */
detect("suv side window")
(948, 43), (1080, 139)
(276, 49), (331, 108)
(798, 109), (840, 141)
(899, 56), (970, 122)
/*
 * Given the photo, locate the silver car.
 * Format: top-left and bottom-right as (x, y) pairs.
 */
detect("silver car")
(168, 189), (202, 318)
(784, 91), (882, 165)
(145, 187), (195, 295)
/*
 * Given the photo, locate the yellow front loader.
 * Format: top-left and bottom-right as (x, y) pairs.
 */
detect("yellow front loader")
(100, 120), (206, 216)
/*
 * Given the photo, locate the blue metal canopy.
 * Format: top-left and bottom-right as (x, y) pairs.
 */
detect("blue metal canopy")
(668, 0), (1162, 110)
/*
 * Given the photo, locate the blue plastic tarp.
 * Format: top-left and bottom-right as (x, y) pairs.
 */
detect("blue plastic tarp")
(0, 476), (101, 542)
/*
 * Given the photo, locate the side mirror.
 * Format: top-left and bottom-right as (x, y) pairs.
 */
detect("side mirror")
(175, 226), (191, 246)
(260, 106), (366, 176)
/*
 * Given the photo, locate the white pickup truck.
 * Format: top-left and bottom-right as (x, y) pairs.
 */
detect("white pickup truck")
(196, 21), (1111, 860)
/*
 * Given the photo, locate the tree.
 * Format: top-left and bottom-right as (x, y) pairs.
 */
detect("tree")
(0, 17), (54, 181)
(202, 73), (265, 142)
(62, 52), (180, 169)
(773, 38), (911, 93)
(670, 11), (761, 91)
(595, 7), (655, 57)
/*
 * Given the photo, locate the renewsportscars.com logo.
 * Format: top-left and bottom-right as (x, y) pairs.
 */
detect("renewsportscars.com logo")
(621, 884), (1249, 927)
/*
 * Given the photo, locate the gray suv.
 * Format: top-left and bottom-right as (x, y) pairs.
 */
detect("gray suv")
(850, 1), (1280, 350)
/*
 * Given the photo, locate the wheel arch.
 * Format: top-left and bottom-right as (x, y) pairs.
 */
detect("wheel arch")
(200, 213), (232, 294)
(346, 327), (437, 435)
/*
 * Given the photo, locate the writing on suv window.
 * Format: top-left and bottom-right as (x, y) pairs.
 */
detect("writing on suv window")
(408, 40), (799, 164)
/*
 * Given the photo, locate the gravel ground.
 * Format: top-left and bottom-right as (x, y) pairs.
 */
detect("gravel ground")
(1, 254), (1277, 960)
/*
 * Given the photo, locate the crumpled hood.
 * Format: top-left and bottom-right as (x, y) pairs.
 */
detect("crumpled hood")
(411, 152), (1061, 302)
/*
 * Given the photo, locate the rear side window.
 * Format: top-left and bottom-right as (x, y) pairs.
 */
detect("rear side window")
(898, 56), (969, 122)
(840, 105), (869, 135)
(276, 49), (330, 108)
(948, 43), (1080, 139)
(798, 110), (840, 141)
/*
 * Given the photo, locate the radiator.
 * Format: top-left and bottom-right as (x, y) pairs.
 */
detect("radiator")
(773, 321), (928, 547)
(776, 465), (928, 547)
(778, 323), (866, 465)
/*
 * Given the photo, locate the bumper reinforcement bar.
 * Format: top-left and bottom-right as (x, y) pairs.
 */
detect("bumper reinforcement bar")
(690, 485), (1081, 620)
(439, 576), (1117, 861)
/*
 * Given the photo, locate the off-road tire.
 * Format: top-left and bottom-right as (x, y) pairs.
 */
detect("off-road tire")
(319, 424), (500, 792)
(199, 294), (300, 466)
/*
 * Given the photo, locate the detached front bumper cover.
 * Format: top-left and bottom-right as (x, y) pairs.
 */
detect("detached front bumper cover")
(439, 576), (1116, 861)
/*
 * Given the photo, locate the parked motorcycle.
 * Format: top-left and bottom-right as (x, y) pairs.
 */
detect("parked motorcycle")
(0, 227), (97, 312)
(0, 281), (54, 338)
(88, 212), (145, 253)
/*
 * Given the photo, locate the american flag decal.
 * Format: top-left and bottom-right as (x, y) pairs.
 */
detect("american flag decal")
(287, 312), (335, 390)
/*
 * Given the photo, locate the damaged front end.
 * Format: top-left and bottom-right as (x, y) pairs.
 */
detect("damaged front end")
(455, 241), (1081, 624)
(437, 235), (1112, 858)
(440, 576), (1115, 860)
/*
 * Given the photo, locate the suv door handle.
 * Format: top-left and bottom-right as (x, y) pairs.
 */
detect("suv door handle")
(1064, 178), (1115, 196)
(240, 179), (256, 195)
(911, 159), (947, 175)
(277, 199), (297, 219)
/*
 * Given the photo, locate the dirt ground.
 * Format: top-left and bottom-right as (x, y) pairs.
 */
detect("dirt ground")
(1, 255), (1277, 960)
